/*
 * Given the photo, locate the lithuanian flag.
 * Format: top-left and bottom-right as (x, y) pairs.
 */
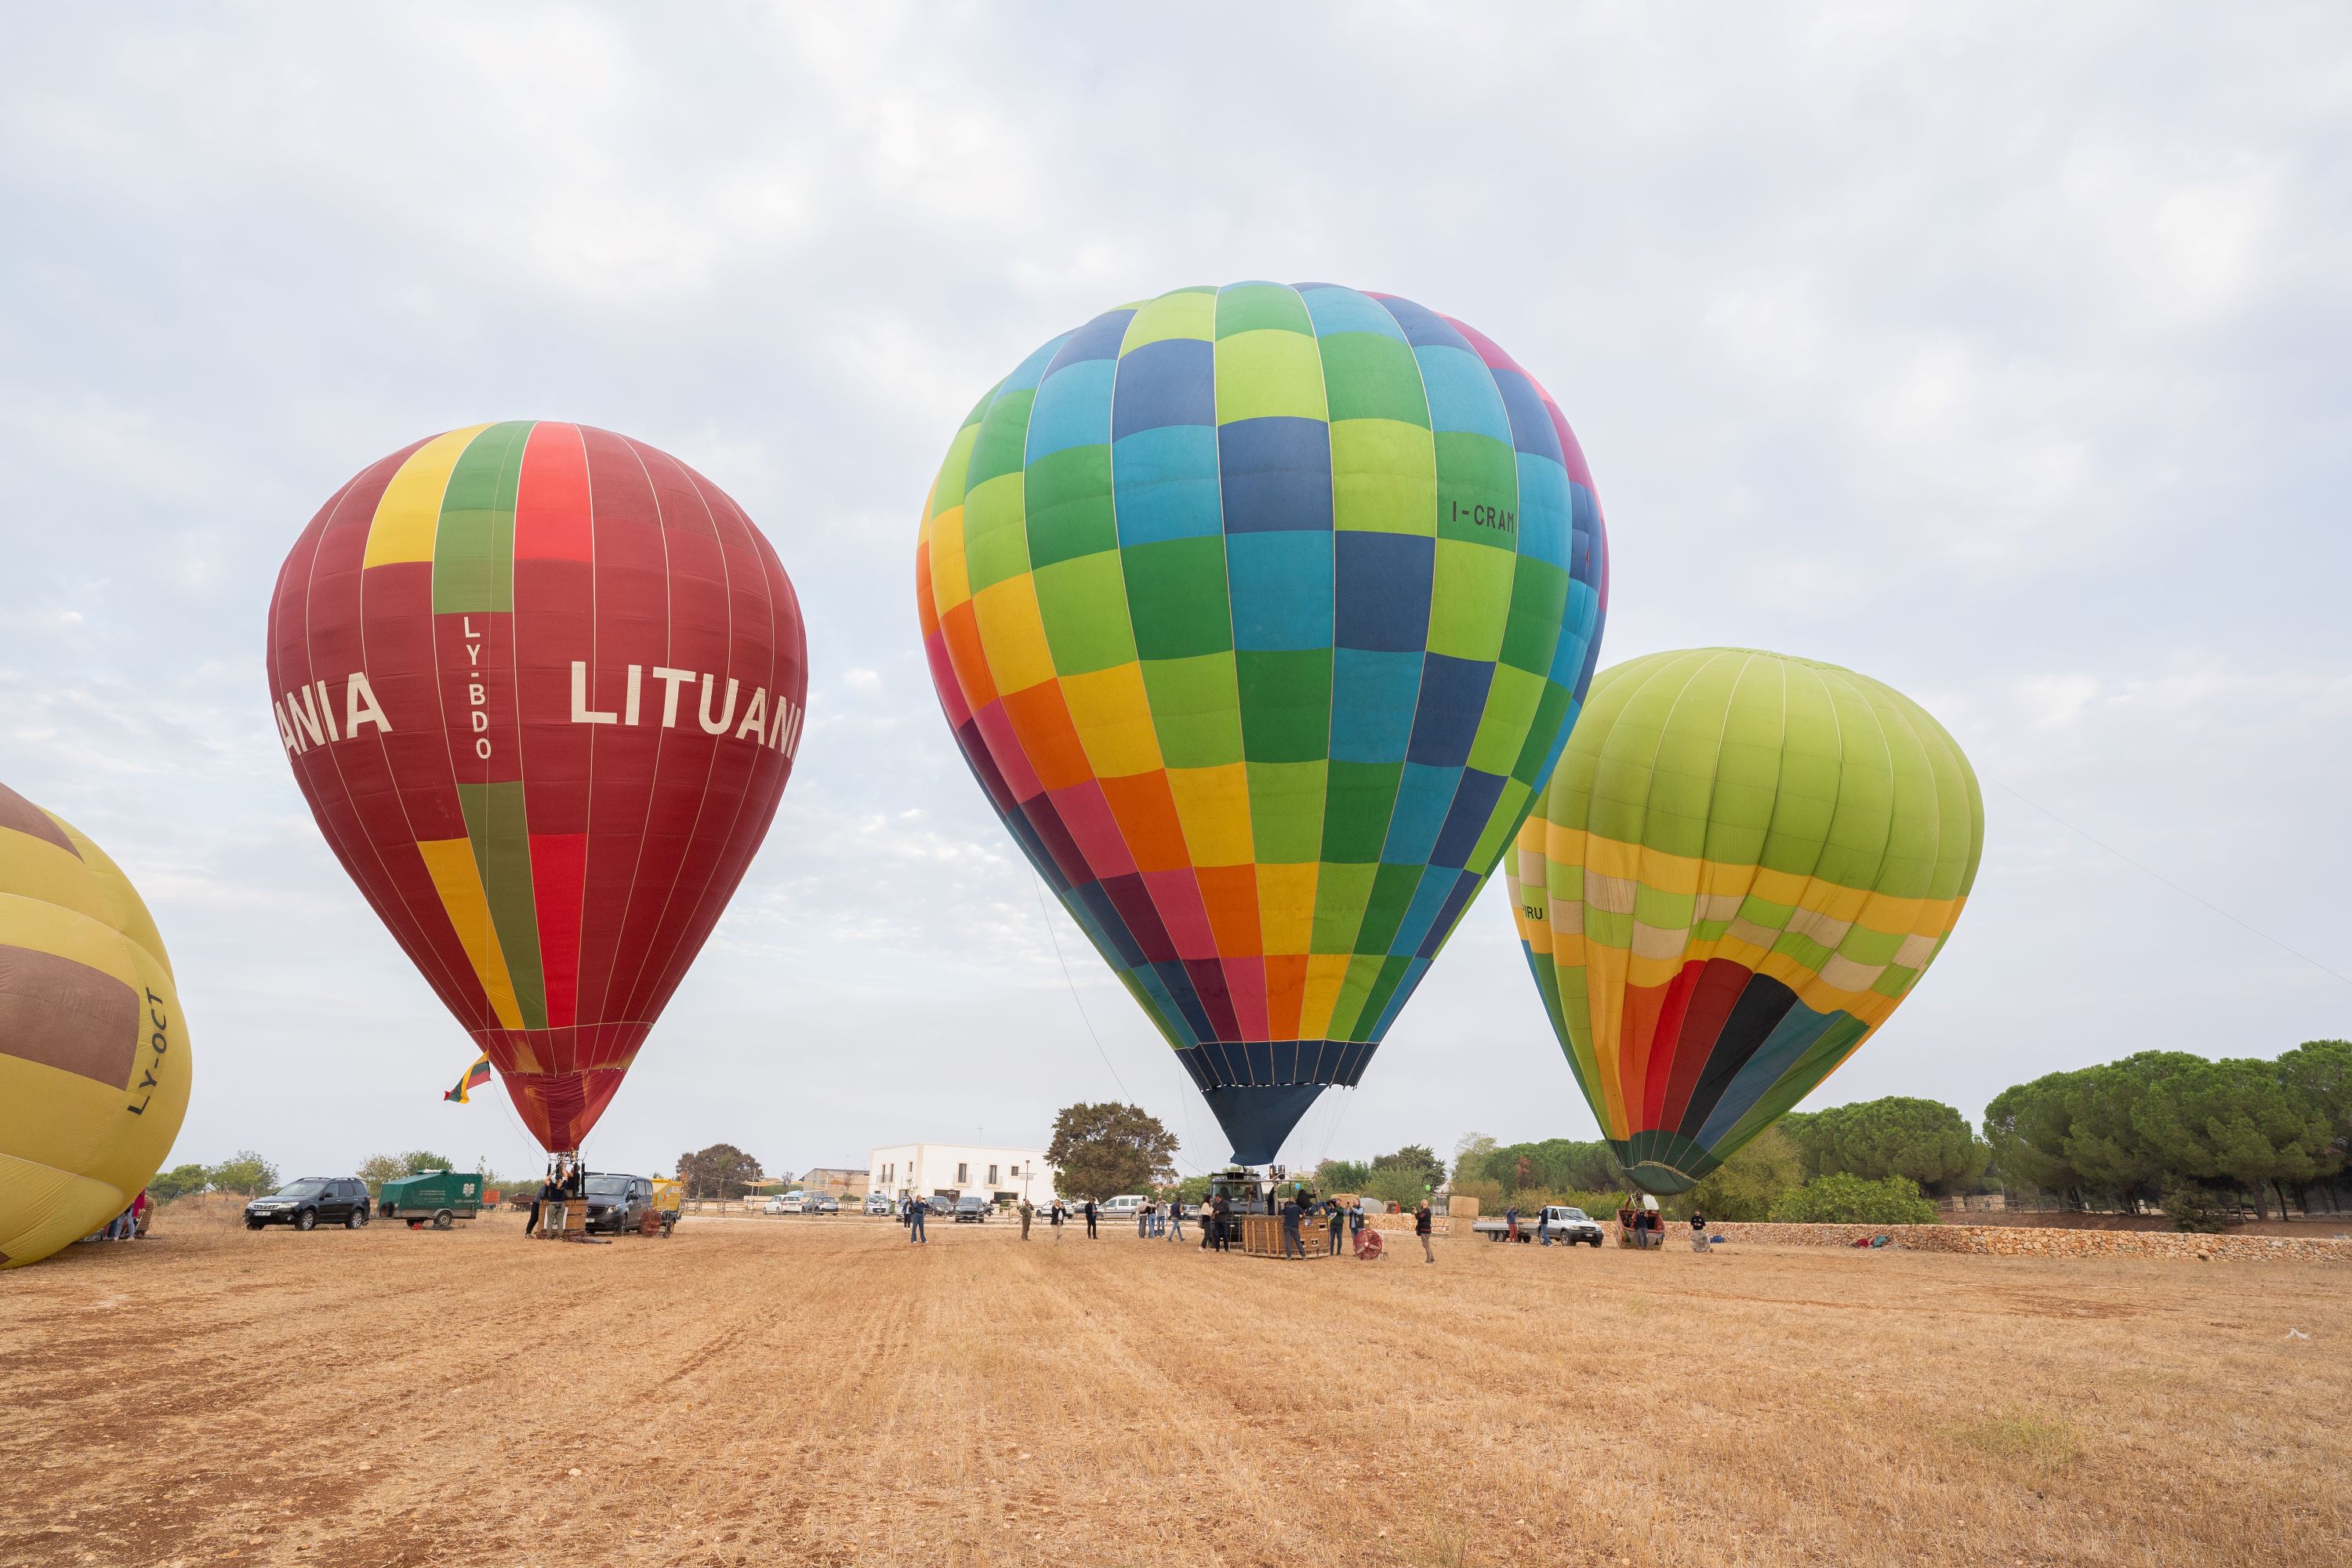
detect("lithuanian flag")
(444, 1053), (492, 1104)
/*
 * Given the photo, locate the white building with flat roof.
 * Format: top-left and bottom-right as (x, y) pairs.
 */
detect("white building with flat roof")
(869, 1143), (1057, 1207)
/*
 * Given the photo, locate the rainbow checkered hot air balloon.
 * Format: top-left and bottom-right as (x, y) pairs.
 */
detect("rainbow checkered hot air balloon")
(918, 283), (1609, 1163)
(1506, 649), (1984, 1195)
(267, 423), (807, 1153)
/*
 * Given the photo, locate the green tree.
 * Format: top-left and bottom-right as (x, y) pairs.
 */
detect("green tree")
(206, 1150), (278, 1196)
(2278, 1039), (2352, 1202)
(2132, 1057), (2333, 1220)
(677, 1143), (764, 1200)
(1681, 1127), (1802, 1221)
(1359, 1144), (1444, 1209)
(1450, 1132), (1497, 1189)
(1802, 1097), (1988, 1194)
(1480, 1138), (1621, 1195)
(1769, 1172), (1938, 1225)
(1985, 1052), (2205, 1210)
(1779, 1110), (1824, 1177)
(358, 1149), (457, 1197)
(1313, 1157), (1372, 1193)
(147, 1163), (211, 1202)
(1984, 1071), (2086, 1201)
(1047, 1102), (1178, 1201)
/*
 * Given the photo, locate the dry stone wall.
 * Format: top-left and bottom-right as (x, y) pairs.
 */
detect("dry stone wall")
(1668, 1221), (2352, 1264)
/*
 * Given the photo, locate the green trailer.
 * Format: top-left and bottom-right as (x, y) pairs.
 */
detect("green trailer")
(379, 1171), (484, 1229)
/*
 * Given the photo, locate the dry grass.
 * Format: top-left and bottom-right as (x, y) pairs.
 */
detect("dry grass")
(2, 1206), (2347, 1567)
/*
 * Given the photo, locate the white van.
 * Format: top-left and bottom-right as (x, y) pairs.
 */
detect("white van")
(1100, 1195), (1147, 1219)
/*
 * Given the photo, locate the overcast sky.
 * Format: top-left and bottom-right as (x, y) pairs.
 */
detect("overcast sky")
(4, 5), (2347, 1185)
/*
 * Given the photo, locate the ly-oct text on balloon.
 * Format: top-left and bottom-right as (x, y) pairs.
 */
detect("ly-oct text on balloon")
(126, 987), (171, 1116)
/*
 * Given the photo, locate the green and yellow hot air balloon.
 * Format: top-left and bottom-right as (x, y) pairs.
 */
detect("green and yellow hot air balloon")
(1506, 649), (1983, 1195)
(0, 780), (190, 1267)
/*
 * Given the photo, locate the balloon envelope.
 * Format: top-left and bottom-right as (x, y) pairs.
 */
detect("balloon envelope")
(0, 782), (188, 1267)
(1507, 648), (1983, 1194)
(267, 423), (807, 1150)
(919, 284), (1610, 1161)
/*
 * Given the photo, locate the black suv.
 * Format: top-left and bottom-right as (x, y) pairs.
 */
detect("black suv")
(583, 1174), (654, 1234)
(245, 1178), (370, 1231)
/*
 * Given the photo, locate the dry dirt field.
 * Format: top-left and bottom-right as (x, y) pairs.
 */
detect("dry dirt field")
(5, 1203), (2347, 1568)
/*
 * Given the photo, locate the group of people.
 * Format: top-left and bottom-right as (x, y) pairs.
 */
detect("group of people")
(1620, 1206), (1712, 1252)
(885, 1189), (1443, 1265)
(896, 1194), (1115, 1243)
(91, 1189), (149, 1242)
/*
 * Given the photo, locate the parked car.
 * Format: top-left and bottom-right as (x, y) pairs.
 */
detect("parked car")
(1100, 1195), (1146, 1220)
(1473, 1205), (1605, 1246)
(953, 1195), (992, 1224)
(864, 1194), (895, 1215)
(583, 1173), (654, 1234)
(245, 1178), (370, 1231)
(378, 1169), (483, 1229)
(805, 1194), (840, 1214)
(764, 1193), (802, 1214)
(926, 1194), (956, 1216)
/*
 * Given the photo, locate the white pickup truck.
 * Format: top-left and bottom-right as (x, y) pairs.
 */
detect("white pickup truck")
(1472, 1206), (1605, 1246)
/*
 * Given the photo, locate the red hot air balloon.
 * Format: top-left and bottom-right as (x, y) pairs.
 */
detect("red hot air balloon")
(266, 423), (807, 1152)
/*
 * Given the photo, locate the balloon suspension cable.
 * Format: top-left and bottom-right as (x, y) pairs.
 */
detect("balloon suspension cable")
(1029, 872), (1218, 1179)
(1987, 775), (2352, 989)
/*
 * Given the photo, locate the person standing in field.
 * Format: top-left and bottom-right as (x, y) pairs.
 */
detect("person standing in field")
(1325, 1198), (1344, 1255)
(1504, 1203), (1520, 1243)
(1414, 1200), (1435, 1264)
(1051, 1200), (1065, 1243)
(1279, 1194), (1305, 1258)
(1018, 1198), (1033, 1240)
(908, 1196), (927, 1244)
(1083, 1198), (1098, 1239)
(1138, 1201), (1151, 1239)
(1348, 1201), (1366, 1252)
(1537, 1208), (1552, 1247)
(525, 1171), (559, 1237)
(1690, 1210), (1711, 1254)
(1167, 1198), (1185, 1243)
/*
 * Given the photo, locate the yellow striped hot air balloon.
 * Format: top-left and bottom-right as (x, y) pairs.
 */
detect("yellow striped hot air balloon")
(0, 781), (190, 1267)
(1506, 649), (1982, 1195)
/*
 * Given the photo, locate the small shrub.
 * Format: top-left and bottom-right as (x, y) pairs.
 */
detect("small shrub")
(1768, 1171), (1938, 1225)
(1945, 1410), (2080, 1471)
(2160, 1179), (2236, 1233)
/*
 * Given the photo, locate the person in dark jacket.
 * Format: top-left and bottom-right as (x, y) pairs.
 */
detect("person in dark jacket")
(526, 1171), (562, 1237)
(1348, 1202), (1367, 1251)
(907, 1196), (927, 1243)
(1083, 1199), (1098, 1238)
(1324, 1199), (1345, 1255)
(1414, 1200), (1436, 1263)
(1279, 1196), (1305, 1258)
